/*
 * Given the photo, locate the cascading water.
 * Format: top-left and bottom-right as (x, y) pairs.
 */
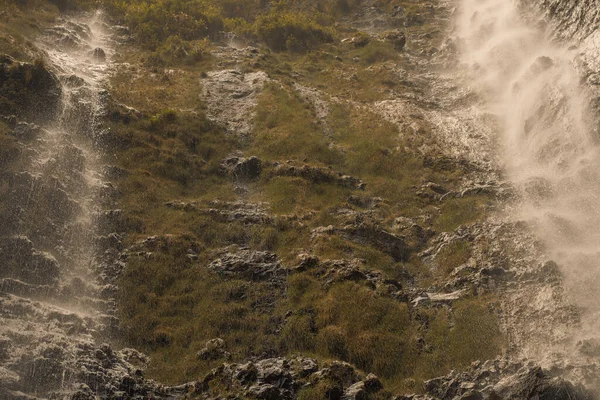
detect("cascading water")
(0, 12), (150, 398)
(456, 0), (600, 360)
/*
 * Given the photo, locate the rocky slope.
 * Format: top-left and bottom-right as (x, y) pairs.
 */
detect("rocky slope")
(1, 0), (600, 399)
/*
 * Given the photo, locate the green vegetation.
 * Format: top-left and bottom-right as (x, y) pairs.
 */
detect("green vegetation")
(0, 0), (504, 396)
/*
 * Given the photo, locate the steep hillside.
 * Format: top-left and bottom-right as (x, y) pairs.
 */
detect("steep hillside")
(1, 0), (599, 399)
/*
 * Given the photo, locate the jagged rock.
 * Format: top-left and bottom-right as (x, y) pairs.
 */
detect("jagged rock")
(420, 359), (595, 400)
(294, 253), (320, 271)
(44, 21), (92, 49)
(382, 29), (407, 51)
(197, 338), (230, 361)
(220, 155), (263, 180)
(293, 255), (405, 298)
(194, 357), (375, 399)
(256, 358), (294, 388)
(208, 250), (285, 283)
(205, 200), (272, 224)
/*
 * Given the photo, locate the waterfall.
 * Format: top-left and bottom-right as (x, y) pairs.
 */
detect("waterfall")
(0, 11), (126, 397)
(456, 0), (600, 355)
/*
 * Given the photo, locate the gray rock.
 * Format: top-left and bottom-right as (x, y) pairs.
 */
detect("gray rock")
(208, 250), (285, 283)
(247, 383), (290, 400)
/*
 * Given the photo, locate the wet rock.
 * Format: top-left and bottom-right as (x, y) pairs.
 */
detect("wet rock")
(96, 209), (144, 234)
(492, 366), (593, 400)
(62, 74), (86, 87)
(102, 165), (129, 180)
(578, 338), (600, 357)
(220, 155), (263, 180)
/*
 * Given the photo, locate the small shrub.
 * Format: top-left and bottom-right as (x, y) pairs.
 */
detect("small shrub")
(255, 11), (333, 52)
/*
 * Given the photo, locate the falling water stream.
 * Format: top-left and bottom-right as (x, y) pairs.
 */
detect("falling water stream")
(0, 11), (130, 397)
(457, 0), (600, 358)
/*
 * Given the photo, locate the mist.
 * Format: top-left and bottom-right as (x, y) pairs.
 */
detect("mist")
(457, 0), (600, 353)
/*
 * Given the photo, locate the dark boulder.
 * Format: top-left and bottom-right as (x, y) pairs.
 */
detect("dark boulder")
(220, 155), (263, 180)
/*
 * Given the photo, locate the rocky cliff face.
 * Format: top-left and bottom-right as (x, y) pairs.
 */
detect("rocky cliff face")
(527, 0), (600, 41)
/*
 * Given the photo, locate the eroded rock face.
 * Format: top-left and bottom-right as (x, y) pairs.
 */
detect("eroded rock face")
(201, 69), (269, 135)
(527, 0), (600, 42)
(0, 236), (60, 286)
(220, 154), (263, 180)
(413, 359), (596, 400)
(194, 357), (379, 400)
